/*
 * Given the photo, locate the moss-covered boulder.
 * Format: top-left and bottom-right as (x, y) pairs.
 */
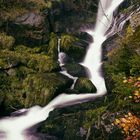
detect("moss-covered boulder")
(0, 32), (15, 50)
(0, 50), (60, 72)
(60, 34), (86, 62)
(21, 73), (73, 107)
(0, 72), (73, 115)
(0, 70), (24, 115)
(74, 78), (97, 93)
(62, 63), (89, 78)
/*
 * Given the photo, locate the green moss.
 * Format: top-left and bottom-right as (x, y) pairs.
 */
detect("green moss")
(0, 32), (15, 50)
(0, 57), (20, 70)
(60, 34), (85, 61)
(14, 45), (42, 54)
(74, 78), (97, 93)
(22, 73), (72, 107)
(0, 70), (24, 114)
(129, 54), (140, 75)
(83, 106), (107, 128)
(0, 50), (59, 72)
(0, 71), (11, 92)
(0, 71), (72, 113)
(15, 66), (35, 79)
(61, 34), (79, 49)
(47, 33), (58, 60)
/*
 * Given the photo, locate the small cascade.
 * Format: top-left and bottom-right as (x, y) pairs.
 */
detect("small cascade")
(58, 38), (65, 66)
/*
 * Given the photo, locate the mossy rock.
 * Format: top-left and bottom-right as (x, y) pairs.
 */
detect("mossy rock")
(0, 71), (24, 115)
(60, 34), (86, 62)
(0, 72), (73, 114)
(62, 63), (89, 78)
(0, 32), (15, 50)
(22, 73), (73, 107)
(27, 55), (59, 72)
(0, 50), (60, 72)
(74, 78), (97, 93)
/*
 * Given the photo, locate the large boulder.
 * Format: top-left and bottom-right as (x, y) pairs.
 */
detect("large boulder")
(74, 78), (97, 93)
(22, 73), (73, 107)
(60, 34), (86, 62)
(0, 72), (73, 115)
(47, 0), (98, 33)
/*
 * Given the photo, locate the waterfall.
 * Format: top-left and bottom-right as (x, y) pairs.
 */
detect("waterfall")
(0, 0), (125, 139)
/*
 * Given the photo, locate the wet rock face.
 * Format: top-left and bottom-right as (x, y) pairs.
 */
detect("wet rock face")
(48, 0), (98, 33)
(15, 12), (44, 28)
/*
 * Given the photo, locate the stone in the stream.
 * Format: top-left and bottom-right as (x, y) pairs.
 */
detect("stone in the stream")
(22, 73), (73, 107)
(74, 78), (97, 93)
(60, 34), (86, 62)
(62, 63), (89, 78)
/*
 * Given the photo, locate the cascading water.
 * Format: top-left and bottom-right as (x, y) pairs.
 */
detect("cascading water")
(57, 38), (78, 89)
(0, 0), (126, 139)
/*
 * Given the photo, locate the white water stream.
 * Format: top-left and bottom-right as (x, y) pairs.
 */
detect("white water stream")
(0, 0), (125, 139)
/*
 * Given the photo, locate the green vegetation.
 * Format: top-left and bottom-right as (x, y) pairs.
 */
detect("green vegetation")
(47, 33), (58, 60)
(0, 32), (15, 50)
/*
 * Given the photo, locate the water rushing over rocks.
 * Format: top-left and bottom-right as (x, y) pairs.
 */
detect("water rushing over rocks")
(0, 0), (125, 139)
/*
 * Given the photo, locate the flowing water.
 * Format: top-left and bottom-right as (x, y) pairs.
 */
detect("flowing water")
(57, 38), (78, 89)
(0, 0), (126, 139)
